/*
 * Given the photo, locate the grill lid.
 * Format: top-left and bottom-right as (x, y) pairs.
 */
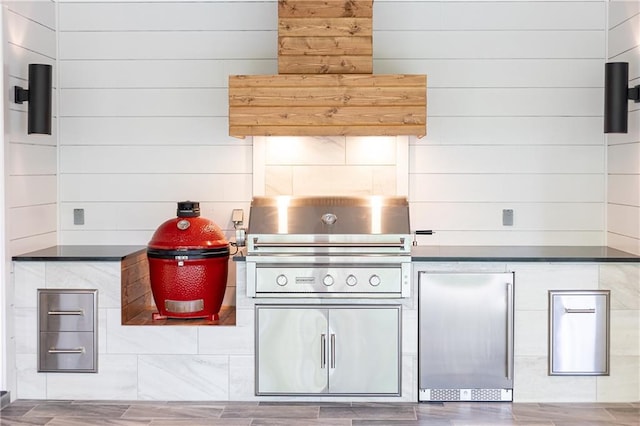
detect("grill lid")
(247, 196), (410, 236)
(148, 201), (229, 251)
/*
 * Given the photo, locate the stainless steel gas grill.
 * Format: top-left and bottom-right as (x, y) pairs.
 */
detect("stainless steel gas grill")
(245, 196), (412, 298)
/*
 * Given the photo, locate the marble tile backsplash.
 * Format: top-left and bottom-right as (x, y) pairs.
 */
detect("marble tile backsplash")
(260, 136), (406, 196)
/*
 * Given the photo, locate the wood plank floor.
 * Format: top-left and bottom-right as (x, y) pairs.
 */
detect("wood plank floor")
(1, 400), (638, 425)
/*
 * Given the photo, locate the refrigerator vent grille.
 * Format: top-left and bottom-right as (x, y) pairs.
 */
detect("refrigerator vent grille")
(420, 388), (512, 402)
(429, 389), (460, 401)
(471, 389), (502, 401)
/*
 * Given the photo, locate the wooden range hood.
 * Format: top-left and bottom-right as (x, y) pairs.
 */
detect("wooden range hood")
(228, 0), (427, 138)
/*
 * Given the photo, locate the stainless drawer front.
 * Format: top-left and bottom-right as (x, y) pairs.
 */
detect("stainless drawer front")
(39, 332), (96, 372)
(549, 290), (610, 376)
(39, 290), (96, 332)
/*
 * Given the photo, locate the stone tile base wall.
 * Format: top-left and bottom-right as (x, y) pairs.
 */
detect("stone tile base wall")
(12, 260), (254, 401)
(413, 262), (639, 403)
(11, 260), (417, 402)
(11, 259), (638, 402)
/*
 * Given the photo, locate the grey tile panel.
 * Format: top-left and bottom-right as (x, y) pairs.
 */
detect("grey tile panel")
(122, 404), (224, 419)
(24, 403), (129, 418)
(220, 405), (320, 419)
(318, 405), (416, 420)
(0, 418), (52, 426)
(2, 401), (639, 426)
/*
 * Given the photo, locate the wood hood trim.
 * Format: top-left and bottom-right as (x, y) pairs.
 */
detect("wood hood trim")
(229, 74), (427, 138)
(227, 0), (427, 138)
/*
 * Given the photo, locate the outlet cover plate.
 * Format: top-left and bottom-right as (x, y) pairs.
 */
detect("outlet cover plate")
(502, 209), (514, 226)
(73, 208), (85, 225)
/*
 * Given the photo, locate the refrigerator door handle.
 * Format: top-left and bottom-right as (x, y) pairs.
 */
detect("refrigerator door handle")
(321, 333), (326, 369)
(506, 282), (514, 381)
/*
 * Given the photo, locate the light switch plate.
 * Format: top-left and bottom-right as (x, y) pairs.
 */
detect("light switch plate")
(73, 208), (85, 225)
(502, 209), (514, 226)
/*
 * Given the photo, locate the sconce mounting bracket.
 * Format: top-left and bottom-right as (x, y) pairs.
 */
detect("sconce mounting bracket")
(14, 86), (29, 104)
(629, 85), (640, 102)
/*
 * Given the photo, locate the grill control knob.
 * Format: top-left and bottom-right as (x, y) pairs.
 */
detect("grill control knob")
(346, 274), (358, 286)
(276, 274), (288, 286)
(369, 275), (381, 287)
(323, 275), (335, 286)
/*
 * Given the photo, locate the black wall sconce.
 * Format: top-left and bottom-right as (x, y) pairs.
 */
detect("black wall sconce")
(604, 62), (640, 134)
(14, 63), (52, 135)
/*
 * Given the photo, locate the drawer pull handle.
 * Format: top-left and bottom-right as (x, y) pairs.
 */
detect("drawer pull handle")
(48, 347), (85, 354)
(48, 310), (84, 316)
(565, 308), (596, 314)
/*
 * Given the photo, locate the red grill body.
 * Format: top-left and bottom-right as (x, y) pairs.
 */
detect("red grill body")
(147, 202), (229, 321)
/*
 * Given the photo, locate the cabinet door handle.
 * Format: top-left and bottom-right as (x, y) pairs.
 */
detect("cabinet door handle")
(321, 334), (326, 369)
(48, 347), (85, 354)
(565, 308), (596, 314)
(330, 334), (336, 369)
(48, 310), (84, 316)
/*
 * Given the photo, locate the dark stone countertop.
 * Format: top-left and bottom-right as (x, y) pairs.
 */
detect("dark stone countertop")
(12, 245), (146, 261)
(411, 245), (640, 263)
(13, 245), (640, 263)
(233, 246), (640, 263)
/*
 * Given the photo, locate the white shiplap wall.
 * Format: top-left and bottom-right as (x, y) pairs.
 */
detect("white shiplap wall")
(58, 1), (607, 247)
(4, 0), (57, 256)
(57, 1), (267, 245)
(607, 0), (640, 256)
(401, 1), (607, 246)
(2, 0), (56, 398)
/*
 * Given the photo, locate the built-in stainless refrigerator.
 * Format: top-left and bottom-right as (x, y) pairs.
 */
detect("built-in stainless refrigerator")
(418, 272), (514, 401)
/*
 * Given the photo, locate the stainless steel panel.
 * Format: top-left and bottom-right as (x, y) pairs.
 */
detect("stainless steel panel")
(246, 255), (411, 298)
(549, 290), (610, 375)
(256, 306), (328, 394)
(165, 299), (204, 313)
(328, 307), (400, 395)
(39, 331), (96, 372)
(39, 290), (97, 332)
(419, 272), (514, 391)
(247, 196), (410, 236)
(255, 264), (404, 295)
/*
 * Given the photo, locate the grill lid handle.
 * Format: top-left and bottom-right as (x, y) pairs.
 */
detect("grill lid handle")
(252, 239), (407, 249)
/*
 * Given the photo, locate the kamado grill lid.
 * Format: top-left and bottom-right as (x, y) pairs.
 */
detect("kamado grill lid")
(147, 201), (229, 258)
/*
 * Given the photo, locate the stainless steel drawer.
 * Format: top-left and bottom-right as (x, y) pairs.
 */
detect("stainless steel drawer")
(39, 290), (97, 332)
(549, 290), (610, 376)
(39, 331), (96, 372)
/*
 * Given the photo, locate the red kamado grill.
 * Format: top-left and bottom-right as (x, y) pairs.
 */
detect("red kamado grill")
(147, 201), (230, 321)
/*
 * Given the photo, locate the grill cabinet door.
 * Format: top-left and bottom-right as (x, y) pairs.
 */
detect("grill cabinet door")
(328, 306), (400, 394)
(256, 306), (328, 394)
